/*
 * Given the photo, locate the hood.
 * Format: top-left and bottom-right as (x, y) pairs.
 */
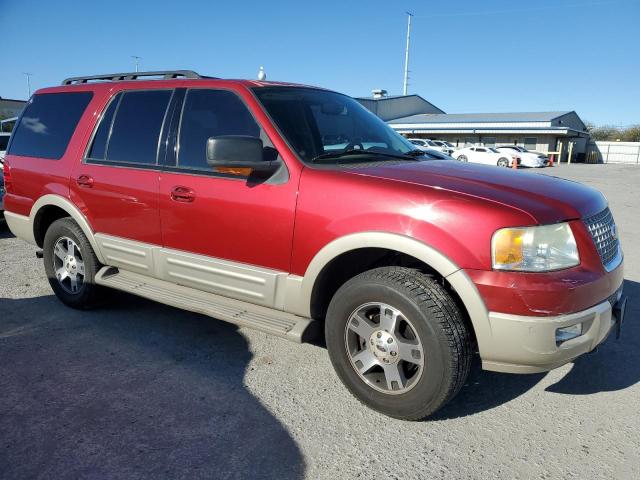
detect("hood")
(347, 160), (606, 224)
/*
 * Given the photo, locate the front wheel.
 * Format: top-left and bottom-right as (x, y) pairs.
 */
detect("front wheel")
(325, 267), (473, 420)
(458, 155), (468, 162)
(497, 157), (510, 167)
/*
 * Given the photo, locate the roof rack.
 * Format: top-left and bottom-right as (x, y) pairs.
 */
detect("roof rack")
(62, 70), (207, 85)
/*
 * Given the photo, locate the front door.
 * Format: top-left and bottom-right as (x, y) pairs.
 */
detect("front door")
(158, 88), (298, 306)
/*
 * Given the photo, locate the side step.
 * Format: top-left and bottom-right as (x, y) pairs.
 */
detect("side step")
(95, 267), (317, 343)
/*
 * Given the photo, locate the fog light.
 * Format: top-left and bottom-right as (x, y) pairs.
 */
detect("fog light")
(556, 323), (583, 345)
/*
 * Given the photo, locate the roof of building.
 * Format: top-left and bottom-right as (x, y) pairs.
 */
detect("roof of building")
(389, 111), (572, 124)
(0, 97), (27, 103)
(355, 94), (445, 120)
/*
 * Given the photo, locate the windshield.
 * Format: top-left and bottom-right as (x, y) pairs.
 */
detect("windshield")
(253, 87), (417, 163)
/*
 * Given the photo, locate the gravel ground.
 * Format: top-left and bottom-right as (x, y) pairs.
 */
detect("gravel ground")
(1, 163), (639, 479)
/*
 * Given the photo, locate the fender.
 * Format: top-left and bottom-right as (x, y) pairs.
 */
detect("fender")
(29, 194), (105, 264)
(282, 231), (492, 358)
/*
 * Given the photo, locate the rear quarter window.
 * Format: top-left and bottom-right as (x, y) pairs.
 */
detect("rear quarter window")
(8, 92), (93, 159)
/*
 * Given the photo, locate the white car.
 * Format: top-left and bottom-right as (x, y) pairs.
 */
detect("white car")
(451, 146), (519, 168)
(407, 138), (448, 154)
(496, 145), (548, 168)
(430, 140), (456, 155)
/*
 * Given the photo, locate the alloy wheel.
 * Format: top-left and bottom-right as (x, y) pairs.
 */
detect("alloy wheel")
(344, 302), (424, 395)
(52, 236), (85, 294)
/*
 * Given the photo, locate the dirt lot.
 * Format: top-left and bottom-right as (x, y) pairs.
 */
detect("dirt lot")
(1, 163), (638, 479)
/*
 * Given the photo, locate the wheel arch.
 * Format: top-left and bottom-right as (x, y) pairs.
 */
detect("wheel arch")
(30, 195), (105, 263)
(288, 232), (492, 356)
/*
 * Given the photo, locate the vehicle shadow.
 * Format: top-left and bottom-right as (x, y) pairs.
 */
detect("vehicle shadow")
(0, 293), (305, 480)
(430, 358), (546, 420)
(431, 278), (638, 420)
(545, 279), (639, 395)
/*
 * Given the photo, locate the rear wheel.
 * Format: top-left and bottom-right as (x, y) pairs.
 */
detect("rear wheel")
(43, 218), (104, 309)
(458, 155), (468, 162)
(497, 157), (509, 167)
(325, 267), (473, 420)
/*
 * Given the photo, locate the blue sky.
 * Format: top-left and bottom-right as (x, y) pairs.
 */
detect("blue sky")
(2, 0), (638, 125)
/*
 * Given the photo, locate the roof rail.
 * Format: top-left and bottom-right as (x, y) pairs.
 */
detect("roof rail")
(62, 70), (206, 85)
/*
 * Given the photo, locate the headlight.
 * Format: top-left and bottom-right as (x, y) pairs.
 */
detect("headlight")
(492, 223), (579, 272)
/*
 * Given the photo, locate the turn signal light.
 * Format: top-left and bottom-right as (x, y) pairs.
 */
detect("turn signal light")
(493, 228), (525, 266)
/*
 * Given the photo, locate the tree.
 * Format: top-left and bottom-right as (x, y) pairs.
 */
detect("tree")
(586, 121), (640, 142)
(621, 125), (640, 142)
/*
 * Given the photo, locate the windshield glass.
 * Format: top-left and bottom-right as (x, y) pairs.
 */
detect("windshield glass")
(253, 87), (417, 163)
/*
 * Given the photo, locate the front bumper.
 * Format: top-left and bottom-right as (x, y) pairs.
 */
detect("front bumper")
(481, 290), (627, 373)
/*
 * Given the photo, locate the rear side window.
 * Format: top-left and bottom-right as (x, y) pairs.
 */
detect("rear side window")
(8, 92), (93, 159)
(105, 90), (172, 165)
(0, 135), (9, 150)
(87, 93), (120, 160)
(178, 89), (260, 170)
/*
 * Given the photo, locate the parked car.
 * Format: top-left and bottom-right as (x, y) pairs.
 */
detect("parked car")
(496, 145), (549, 168)
(0, 132), (9, 213)
(452, 146), (520, 167)
(430, 140), (455, 155)
(3, 70), (625, 420)
(407, 138), (448, 154)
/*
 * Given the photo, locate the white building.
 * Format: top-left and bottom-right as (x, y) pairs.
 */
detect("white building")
(356, 93), (590, 162)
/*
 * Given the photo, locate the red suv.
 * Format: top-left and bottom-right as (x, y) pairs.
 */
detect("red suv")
(3, 70), (626, 420)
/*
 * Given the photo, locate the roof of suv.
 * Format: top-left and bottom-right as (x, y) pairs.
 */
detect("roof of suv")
(34, 70), (319, 96)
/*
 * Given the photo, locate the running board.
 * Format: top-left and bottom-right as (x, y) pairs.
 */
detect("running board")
(95, 267), (317, 343)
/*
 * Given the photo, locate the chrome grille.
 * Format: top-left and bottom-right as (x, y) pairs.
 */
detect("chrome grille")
(584, 208), (620, 268)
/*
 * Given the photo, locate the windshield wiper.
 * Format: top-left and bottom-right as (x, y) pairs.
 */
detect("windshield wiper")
(312, 149), (419, 163)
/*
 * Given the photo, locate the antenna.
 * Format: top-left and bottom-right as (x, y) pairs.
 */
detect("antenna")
(402, 12), (413, 96)
(257, 66), (266, 81)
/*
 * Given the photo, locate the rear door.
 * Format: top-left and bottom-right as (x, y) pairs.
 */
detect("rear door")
(70, 89), (174, 272)
(157, 87), (299, 307)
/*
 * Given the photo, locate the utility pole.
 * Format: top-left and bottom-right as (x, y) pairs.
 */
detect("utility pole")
(23, 72), (33, 97)
(402, 12), (413, 96)
(131, 56), (142, 72)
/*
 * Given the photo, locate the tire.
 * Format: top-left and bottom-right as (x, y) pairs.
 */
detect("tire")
(458, 155), (468, 162)
(325, 267), (473, 420)
(43, 217), (104, 309)
(497, 157), (509, 167)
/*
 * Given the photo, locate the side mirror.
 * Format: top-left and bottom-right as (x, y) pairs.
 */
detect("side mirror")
(206, 136), (275, 173)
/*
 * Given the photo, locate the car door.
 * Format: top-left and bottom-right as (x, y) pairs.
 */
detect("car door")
(157, 87), (298, 307)
(473, 147), (490, 165)
(466, 147), (479, 163)
(70, 89), (173, 274)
